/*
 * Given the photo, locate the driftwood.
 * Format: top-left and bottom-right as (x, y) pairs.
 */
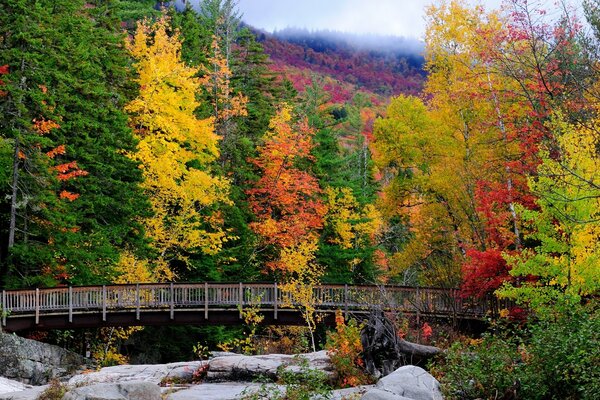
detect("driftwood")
(361, 310), (441, 377)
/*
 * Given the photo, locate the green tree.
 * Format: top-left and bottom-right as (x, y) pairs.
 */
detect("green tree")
(0, 0), (150, 287)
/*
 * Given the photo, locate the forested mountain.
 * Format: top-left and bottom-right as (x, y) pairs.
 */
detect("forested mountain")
(257, 28), (425, 96)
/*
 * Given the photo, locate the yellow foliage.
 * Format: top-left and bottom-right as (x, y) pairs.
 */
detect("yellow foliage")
(125, 17), (232, 267)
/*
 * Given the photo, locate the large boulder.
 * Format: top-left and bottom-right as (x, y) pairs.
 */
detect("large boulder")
(63, 381), (160, 400)
(68, 362), (205, 386)
(361, 366), (443, 400)
(0, 332), (85, 385)
(206, 350), (333, 381)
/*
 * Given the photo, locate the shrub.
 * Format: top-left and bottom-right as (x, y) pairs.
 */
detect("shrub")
(325, 310), (373, 388)
(38, 379), (68, 400)
(431, 305), (599, 400)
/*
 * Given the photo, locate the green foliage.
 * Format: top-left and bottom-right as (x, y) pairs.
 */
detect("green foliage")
(0, 0), (150, 286)
(432, 306), (600, 400)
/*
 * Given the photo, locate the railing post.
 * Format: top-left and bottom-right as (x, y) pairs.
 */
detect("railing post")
(1, 290), (6, 328)
(68, 286), (73, 323)
(274, 282), (278, 320)
(170, 282), (174, 320)
(239, 282), (243, 319)
(344, 284), (349, 318)
(415, 285), (421, 329)
(102, 285), (107, 322)
(135, 284), (140, 321)
(35, 288), (39, 325)
(204, 282), (209, 320)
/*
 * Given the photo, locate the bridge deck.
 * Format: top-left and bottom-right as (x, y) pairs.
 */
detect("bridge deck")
(0, 283), (505, 332)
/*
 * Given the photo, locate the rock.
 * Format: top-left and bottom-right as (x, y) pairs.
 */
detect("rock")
(206, 350), (333, 381)
(362, 388), (414, 400)
(0, 386), (48, 400)
(0, 332), (85, 385)
(164, 382), (270, 400)
(68, 361), (205, 386)
(0, 378), (31, 395)
(361, 366), (442, 400)
(62, 381), (161, 400)
(330, 385), (374, 399)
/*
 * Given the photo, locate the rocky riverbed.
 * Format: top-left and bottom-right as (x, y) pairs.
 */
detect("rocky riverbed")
(0, 332), (443, 400)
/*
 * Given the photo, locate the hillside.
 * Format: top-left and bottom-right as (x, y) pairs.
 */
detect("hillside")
(253, 27), (426, 96)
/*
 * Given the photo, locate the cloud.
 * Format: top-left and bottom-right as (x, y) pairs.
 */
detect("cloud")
(238, 0), (431, 38)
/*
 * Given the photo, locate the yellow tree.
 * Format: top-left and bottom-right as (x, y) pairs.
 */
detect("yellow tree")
(126, 17), (231, 279)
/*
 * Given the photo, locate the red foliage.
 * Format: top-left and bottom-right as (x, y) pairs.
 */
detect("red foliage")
(461, 248), (512, 298)
(247, 111), (326, 257)
(261, 36), (424, 96)
(0, 64), (7, 96)
(421, 322), (433, 342)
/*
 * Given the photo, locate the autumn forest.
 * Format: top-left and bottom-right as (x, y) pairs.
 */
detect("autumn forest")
(0, 0), (599, 398)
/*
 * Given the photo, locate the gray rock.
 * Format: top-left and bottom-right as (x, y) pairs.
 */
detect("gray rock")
(0, 332), (85, 385)
(62, 381), (160, 400)
(164, 382), (269, 400)
(0, 378), (31, 395)
(206, 350), (332, 381)
(361, 388), (414, 400)
(0, 386), (48, 400)
(329, 385), (374, 399)
(68, 361), (205, 386)
(362, 366), (442, 400)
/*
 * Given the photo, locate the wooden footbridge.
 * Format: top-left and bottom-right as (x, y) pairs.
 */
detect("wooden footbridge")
(0, 283), (505, 332)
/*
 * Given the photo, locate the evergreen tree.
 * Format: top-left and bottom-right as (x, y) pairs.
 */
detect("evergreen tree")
(0, 0), (150, 287)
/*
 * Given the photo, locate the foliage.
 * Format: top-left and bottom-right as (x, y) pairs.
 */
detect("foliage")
(0, 0), (150, 286)
(126, 16), (232, 276)
(247, 105), (326, 258)
(90, 327), (136, 367)
(325, 311), (372, 388)
(38, 379), (69, 400)
(217, 293), (265, 354)
(279, 238), (325, 352)
(431, 306), (600, 400)
(499, 112), (600, 314)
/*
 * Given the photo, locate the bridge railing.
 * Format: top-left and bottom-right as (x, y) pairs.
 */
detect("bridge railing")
(1, 283), (504, 327)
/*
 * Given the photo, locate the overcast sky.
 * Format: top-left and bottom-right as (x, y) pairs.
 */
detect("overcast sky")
(236, 0), (583, 39)
(237, 0), (497, 38)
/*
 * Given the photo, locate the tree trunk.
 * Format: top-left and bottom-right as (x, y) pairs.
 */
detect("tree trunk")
(361, 310), (441, 378)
